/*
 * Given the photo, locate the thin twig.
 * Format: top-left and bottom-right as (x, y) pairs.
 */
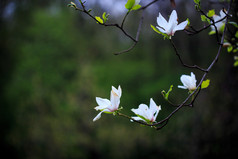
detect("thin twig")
(121, 11), (130, 29)
(169, 39), (208, 72)
(139, 0), (161, 10)
(185, 16), (227, 36)
(75, 0), (137, 43)
(114, 11), (145, 55)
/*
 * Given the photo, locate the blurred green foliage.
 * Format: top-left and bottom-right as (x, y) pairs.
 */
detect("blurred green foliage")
(0, 0), (238, 159)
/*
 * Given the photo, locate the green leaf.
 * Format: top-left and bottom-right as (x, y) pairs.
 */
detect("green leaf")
(233, 48), (238, 53)
(227, 45), (233, 52)
(201, 15), (207, 22)
(194, 0), (201, 10)
(235, 31), (238, 38)
(102, 12), (109, 23)
(125, 0), (135, 10)
(201, 15), (210, 23)
(68, 2), (77, 9)
(186, 18), (190, 26)
(151, 24), (169, 39)
(208, 30), (216, 35)
(132, 4), (141, 11)
(201, 79), (210, 89)
(104, 111), (113, 114)
(161, 85), (173, 100)
(95, 16), (104, 24)
(234, 61), (238, 67)
(207, 9), (215, 17)
(229, 22), (238, 28)
(194, 0), (200, 4)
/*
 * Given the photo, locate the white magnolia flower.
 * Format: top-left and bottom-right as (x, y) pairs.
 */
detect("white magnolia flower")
(131, 98), (161, 123)
(156, 10), (188, 37)
(178, 72), (197, 91)
(93, 85), (122, 122)
(211, 10), (227, 32)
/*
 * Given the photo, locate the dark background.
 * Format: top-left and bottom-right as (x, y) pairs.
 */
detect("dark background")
(0, 0), (238, 158)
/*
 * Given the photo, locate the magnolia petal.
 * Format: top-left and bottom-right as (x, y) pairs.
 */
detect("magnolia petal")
(131, 107), (144, 117)
(93, 109), (110, 122)
(131, 116), (146, 122)
(190, 72), (197, 84)
(180, 75), (191, 87)
(110, 91), (120, 111)
(157, 13), (169, 30)
(153, 105), (161, 122)
(213, 15), (220, 22)
(179, 72), (197, 90)
(219, 10), (226, 19)
(211, 10), (226, 32)
(149, 98), (161, 122)
(117, 85), (122, 97)
(178, 85), (187, 89)
(111, 85), (122, 98)
(96, 97), (111, 107)
(110, 85), (122, 111)
(131, 104), (149, 119)
(149, 98), (157, 113)
(156, 26), (166, 34)
(173, 20), (188, 32)
(93, 111), (103, 122)
(169, 10), (178, 26)
(95, 105), (108, 111)
(138, 104), (150, 120)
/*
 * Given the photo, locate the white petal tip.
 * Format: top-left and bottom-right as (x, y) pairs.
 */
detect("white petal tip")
(93, 112), (102, 122)
(178, 85), (187, 89)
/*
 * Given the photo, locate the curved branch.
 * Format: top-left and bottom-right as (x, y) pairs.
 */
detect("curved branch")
(139, 0), (161, 10)
(169, 39), (208, 72)
(114, 10), (145, 55)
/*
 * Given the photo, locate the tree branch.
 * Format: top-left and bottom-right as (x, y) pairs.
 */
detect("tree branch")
(169, 39), (208, 72)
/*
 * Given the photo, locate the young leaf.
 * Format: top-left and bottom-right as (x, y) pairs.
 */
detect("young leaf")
(201, 15), (207, 22)
(201, 79), (210, 89)
(201, 15), (210, 23)
(125, 0), (135, 10)
(233, 48), (238, 53)
(95, 16), (103, 24)
(229, 22), (238, 28)
(102, 12), (109, 23)
(132, 4), (141, 11)
(227, 46), (233, 52)
(207, 9), (215, 17)
(161, 85), (173, 101)
(234, 61), (238, 67)
(186, 18), (190, 26)
(68, 2), (77, 9)
(235, 31), (238, 38)
(194, 0), (201, 10)
(208, 30), (216, 35)
(151, 25), (169, 39)
(194, 0), (200, 4)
